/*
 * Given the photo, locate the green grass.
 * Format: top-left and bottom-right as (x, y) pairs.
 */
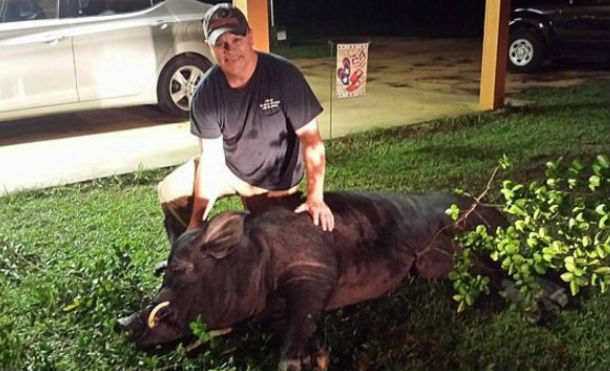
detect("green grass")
(271, 37), (376, 59)
(272, 38), (332, 59)
(1, 80), (609, 371)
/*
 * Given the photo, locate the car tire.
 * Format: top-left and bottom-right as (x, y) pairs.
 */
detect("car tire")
(508, 28), (546, 73)
(157, 55), (211, 117)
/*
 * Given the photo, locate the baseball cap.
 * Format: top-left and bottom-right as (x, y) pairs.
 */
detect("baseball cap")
(202, 3), (249, 45)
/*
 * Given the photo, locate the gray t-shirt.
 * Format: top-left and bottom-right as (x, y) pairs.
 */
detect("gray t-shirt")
(190, 53), (323, 190)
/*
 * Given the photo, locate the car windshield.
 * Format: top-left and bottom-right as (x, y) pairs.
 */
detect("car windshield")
(0, 0), (57, 23)
(75, 0), (154, 17)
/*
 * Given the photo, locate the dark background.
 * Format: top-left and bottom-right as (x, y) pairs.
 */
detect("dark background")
(206, 0), (487, 40)
(274, 0), (486, 39)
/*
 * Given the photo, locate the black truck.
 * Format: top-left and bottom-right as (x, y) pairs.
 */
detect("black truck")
(509, 0), (610, 72)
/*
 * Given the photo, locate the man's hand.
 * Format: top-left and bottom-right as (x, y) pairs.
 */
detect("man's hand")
(295, 199), (335, 232)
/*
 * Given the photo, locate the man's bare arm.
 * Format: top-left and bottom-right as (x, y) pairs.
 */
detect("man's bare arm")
(188, 137), (225, 229)
(294, 119), (334, 231)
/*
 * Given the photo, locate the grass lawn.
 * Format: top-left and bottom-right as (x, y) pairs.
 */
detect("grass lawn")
(272, 38), (332, 59)
(1, 80), (609, 371)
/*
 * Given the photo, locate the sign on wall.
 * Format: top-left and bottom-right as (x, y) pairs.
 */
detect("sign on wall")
(336, 42), (369, 99)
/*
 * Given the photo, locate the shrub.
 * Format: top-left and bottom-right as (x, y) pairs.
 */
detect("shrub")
(449, 155), (610, 315)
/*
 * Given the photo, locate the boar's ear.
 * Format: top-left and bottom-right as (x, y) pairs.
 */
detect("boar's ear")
(200, 212), (247, 259)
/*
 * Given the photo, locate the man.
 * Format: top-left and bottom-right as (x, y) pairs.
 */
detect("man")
(157, 3), (334, 246)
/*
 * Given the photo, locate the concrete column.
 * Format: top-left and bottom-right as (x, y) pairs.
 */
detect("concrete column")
(479, 0), (511, 110)
(234, 0), (270, 52)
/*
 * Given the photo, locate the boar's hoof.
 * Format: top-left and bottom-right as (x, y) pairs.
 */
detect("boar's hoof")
(536, 276), (568, 310)
(501, 277), (569, 324)
(278, 357), (303, 371)
(313, 347), (330, 371)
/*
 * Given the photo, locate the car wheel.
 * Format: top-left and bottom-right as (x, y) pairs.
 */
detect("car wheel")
(158, 55), (211, 117)
(508, 29), (546, 73)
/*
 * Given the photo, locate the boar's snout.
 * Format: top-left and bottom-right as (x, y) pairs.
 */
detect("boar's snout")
(117, 302), (192, 350)
(116, 309), (148, 341)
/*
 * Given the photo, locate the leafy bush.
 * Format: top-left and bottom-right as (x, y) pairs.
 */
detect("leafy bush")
(449, 155), (610, 315)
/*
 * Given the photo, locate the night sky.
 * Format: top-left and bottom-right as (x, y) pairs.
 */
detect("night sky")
(274, 0), (486, 39)
(205, 0), (487, 40)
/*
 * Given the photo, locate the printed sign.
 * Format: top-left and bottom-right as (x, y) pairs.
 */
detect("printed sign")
(336, 42), (369, 99)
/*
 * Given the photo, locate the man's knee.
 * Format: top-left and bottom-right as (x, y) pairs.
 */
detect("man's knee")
(157, 159), (197, 204)
(158, 179), (168, 204)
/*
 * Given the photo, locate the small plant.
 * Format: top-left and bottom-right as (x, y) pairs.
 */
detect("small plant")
(448, 154), (610, 314)
(189, 316), (219, 348)
(132, 164), (152, 185)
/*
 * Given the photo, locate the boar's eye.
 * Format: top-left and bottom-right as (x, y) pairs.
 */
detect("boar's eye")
(168, 261), (194, 276)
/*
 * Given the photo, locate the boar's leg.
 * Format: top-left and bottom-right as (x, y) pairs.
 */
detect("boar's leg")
(499, 275), (568, 324)
(309, 327), (330, 371)
(469, 250), (569, 324)
(277, 279), (335, 371)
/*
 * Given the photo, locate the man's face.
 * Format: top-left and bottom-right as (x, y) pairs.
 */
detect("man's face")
(210, 31), (255, 79)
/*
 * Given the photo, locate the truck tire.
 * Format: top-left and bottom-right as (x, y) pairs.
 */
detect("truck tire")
(508, 28), (547, 73)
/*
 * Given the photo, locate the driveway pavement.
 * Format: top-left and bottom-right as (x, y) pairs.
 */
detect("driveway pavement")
(1, 37), (607, 196)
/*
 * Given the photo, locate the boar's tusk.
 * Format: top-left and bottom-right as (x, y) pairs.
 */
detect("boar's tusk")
(147, 301), (170, 328)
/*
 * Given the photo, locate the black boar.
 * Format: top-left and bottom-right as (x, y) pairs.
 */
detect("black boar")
(119, 191), (565, 371)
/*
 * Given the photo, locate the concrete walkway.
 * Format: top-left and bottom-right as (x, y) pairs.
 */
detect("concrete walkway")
(0, 122), (197, 195)
(1, 38), (606, 196)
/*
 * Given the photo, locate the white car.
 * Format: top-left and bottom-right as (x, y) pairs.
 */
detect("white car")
(0, 0), (215, 121)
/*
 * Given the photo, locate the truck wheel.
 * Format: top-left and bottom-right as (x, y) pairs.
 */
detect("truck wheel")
(508, 29), (546, 73)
